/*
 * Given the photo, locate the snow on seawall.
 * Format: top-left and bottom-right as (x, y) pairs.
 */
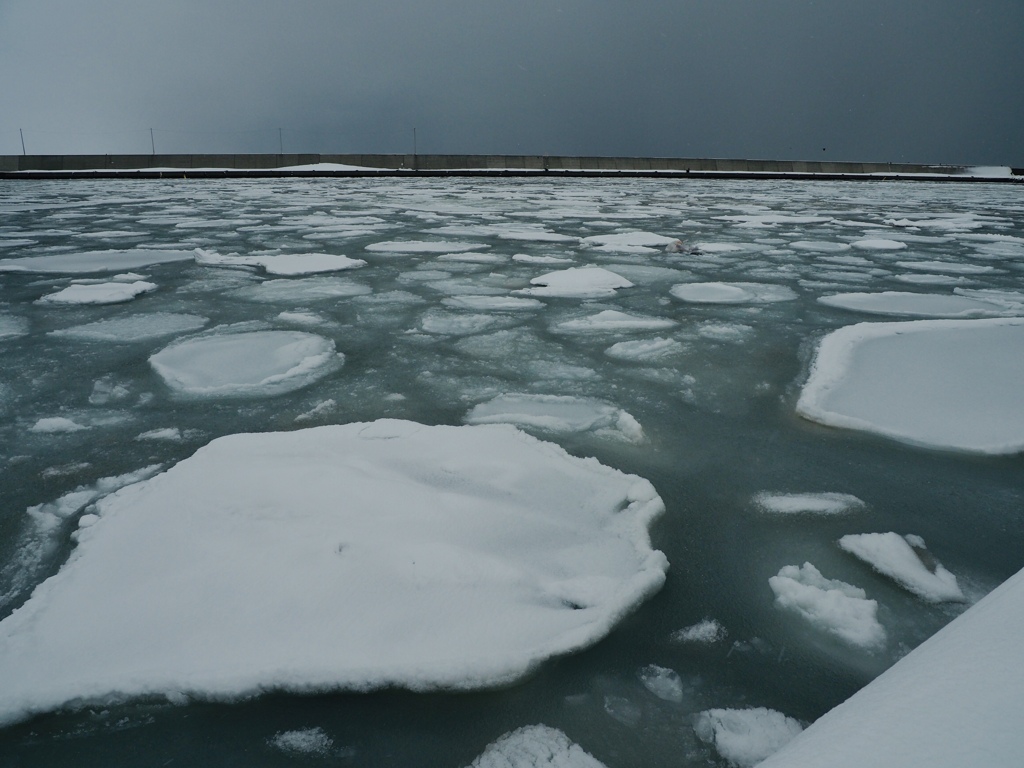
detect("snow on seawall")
(0, 420), (667, 726)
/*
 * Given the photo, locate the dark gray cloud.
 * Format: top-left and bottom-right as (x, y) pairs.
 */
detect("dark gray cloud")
(2, 0), (1021, 164)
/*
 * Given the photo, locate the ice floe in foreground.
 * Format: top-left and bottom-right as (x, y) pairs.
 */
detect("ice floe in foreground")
(670, 282), (797, 304)
(36, 281), (157, 305)
(464, 394), (644, 442)
(516, 267), (633, 298)
(149, 329), (343, 397)
(757, 565), (1024, 768)
(838, 533), (964, 602)
(694, 708), (803, 768)
(797, 318), (1024, 454)
(818, 291), (1013, 318)
(753, 492), (864, 515)
(769, 563), (885, 649)
(467, 724), (606, 768)
(0, 421), (666, 725)
(0, 249), (194, 274)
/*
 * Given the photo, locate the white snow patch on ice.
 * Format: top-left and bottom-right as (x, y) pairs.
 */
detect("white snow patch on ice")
(465, 394), (644, 443)
(838, 532), (964, 602)
(753, 492), (865, 515)
(516, 267), (633, 299)
(796, 318), (1024, 453)
(467, 724), (607, 768)
(0, 421), (667, 724)
(670, 282), (796, 304)
(36, 281), (156, 305)
(769, 563), (885, 649)
(694, 708), (803, 768)
(604, 337), (684, 363)
(818, 291), (1012, 318)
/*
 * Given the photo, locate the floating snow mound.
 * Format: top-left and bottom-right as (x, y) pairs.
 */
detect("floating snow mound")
(0, 249), (193, 274)
(195, 249), (366, 275)
(605, 337), (684, 363)
(516, 267), (633, 298)
(230, 277), (372, 303)
(638, 664), (684, 703)
(149, 330), (343, 398)
(838, 533), (964, 602)
(670, 282), (796, 304)
(796, 318), (1024, 454)
(269, 727), (334, 756)
(693, 708), (803, 768)
(756, 565), (1024, 768)
(581, 231), (679, 252)
(818, 291), (1013, 318)
(0, 314), (29, 340)
(365, 240), (485, 253)
(671, 618), (727, 644)
(36, 281), (157, 305)
(464, 394), (644, 443)
(754, 492), (864, 515)
(552, 310), (677, 334)
(442, 296), (544, 312)
(467, 724), (607, 768)
(769, 563), (885, 649)
(0, 421), (667, 725)
(49, 312), (208, 342)
(851, 239), (907, 251)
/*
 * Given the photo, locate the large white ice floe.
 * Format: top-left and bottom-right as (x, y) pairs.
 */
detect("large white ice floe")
(464, 394), (644, 442)
(0, 249), (194, 274)
(769, 563), (885, 649)
(670, 282), (797, 304)
(467, 724), (607, 768)
(49, 313), (208, 342)
(36, 281), (157, 305)
(194, 248), (366, 275)
(757, 565), (1024, 768)
(0, 420), (667, 725)
(515, 267), (633, 298)
(753, 492), (864, 516)
(580, 231), (679, 253)
(551, 310), (677, 334)
(149, 330), (343, 397)
(796, 318), (1024, 454)
(837, 533), (964, 602)
(817, 291), (1014, 318)
(694, 707), (803, 768)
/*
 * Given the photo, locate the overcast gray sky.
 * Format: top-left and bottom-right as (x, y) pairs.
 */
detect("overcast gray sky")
(1, 0), (1021, 164)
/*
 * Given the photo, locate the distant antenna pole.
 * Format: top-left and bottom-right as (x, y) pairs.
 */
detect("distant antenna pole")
(150, 128), (156, 155)
(20, 128), (26, 156)
(279, 127), (284, 155)
(413, 127), (418, 171)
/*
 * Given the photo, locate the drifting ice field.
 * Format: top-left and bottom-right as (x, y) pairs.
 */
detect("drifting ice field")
(0, 177), (1021, 767)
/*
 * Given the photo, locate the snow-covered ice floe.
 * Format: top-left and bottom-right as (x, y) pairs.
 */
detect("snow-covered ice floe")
(637, 664), (684, 703)
(464, 394), (644, 442)
(229, 277), (372, 303)
(818, 291), (1014, 318)
(365, 240), (485, 254)
(467, 724), (607, 768)
(769, 563), (885, 649)
(0, 420), (666, 725)
(796, 318), (1024, 454)
(693, 708), (803, 768)
(581, 231), (680, 253)
(442, 295), (544, 312)
(551, 310), (676, 334)
(36, 281), (157, 305)
(149, 329), (343, 397)
(604, 337), (684, 363)
(756, 564), (1024, 768)
(669, 282), (796, 304)
(515, 267), (633, 298)
(194, 248), (366, 275)
(49, 313), (208, 342)
(0, 249), (193, 274)
(671, 618), (727, 645)
(753, 492), (865, 516)
(838, 533), (964, 602)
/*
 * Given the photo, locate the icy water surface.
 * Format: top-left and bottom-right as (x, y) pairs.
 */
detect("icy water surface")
(0, 178), (1022, 766)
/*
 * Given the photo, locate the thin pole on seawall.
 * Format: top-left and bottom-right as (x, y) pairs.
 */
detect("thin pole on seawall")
(150, 128), (155, 155)
(278, 128), (283, 155)
(20, 128), (26, 156)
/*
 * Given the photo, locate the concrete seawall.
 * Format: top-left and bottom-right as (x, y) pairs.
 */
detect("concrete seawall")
(1, 153), (1020, 181)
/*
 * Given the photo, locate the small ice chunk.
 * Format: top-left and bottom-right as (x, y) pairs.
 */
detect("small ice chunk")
(789, 241), (852, 253)
(603, 695), (642, 726)
(436, 252), (507, 263)
(512, 253), (574, 265)
(30, 417), (88, 434)
(670, 282), (796, 304)
(195, 249), (366, 275)
(231, 277), (371, 303)
(515, 267), (633, 299)
(465, 394), (644, 442)
(637, 664), (684, 703)
(36, 281), (156, 305)
(693, 708), (803, 768)
(442, 296), (544, 312)
(605, 337), (684, 363)
(0, 249), (193, 274)
(269, 727), (334, 756)
(754, 492), (864, 515)
(838, 532), (964, 602)
(89, 376), (131, 405)
(419, 310), (508, 336)
(696, 322), (753, 342)
(552, 310), (676, 334)
(135, 428), (183, 442)
(769, 563), (885, 649)
(671, 618), (727, 644)
(581, 231), (680, 251)
(295, 399), (337, 423)
(851, 239), (907, 250)
(0, 314), (29, 340)
(48, 313), (209, 342)
(276, 310), (328, 326)
(818, 291), (1011, 318)
(149, 330), (343, 398)
(467, 724), (607, 768)
(366, 240), (485, 253)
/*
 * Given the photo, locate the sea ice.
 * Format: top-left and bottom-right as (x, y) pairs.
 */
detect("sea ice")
(149, 330), (343, 398)
(789, 241), (852, 253)
(637, 664), (684, 703)
(818, 291), (1012, 318)
(753, 492), (864, 515)
(604, 337), (684, 363)
(838, 533), (964, 602)
(603, 695), (642, 726)
(36, 281), (157, 305)
(551, 310), (677, 334)
(464, 394), (644, 442)
(581, 231), (679, 252)
(669, 282), (797, 304)
(135, 428), (183, 442)
(671, 618), (727, 644)
(230, 277), (372, 303)
(850, 239), (907, 251)
(515, 267), (633, 298)
(693, 708), (803, 768)
(365, 240), (485, 254)
(894, 260), (996, 275)
(0, 314), (29, 340)
(796, 318), (1024, 453)
(195, 249), (366, 275)
(49, 313), (208, 342)
(442, 296), (544, 312)
(467, 724), (607, 768)
(268, 727), (335, 756)
(419, 310), (511, 336)
(29, 417), (87, 434)
(769, 563), (885, 649)
(0, 420), (667, 725)
(0, 249), (193, 274)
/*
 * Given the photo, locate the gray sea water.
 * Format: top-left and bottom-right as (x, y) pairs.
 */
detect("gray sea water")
(0, 177), (1022, 767)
